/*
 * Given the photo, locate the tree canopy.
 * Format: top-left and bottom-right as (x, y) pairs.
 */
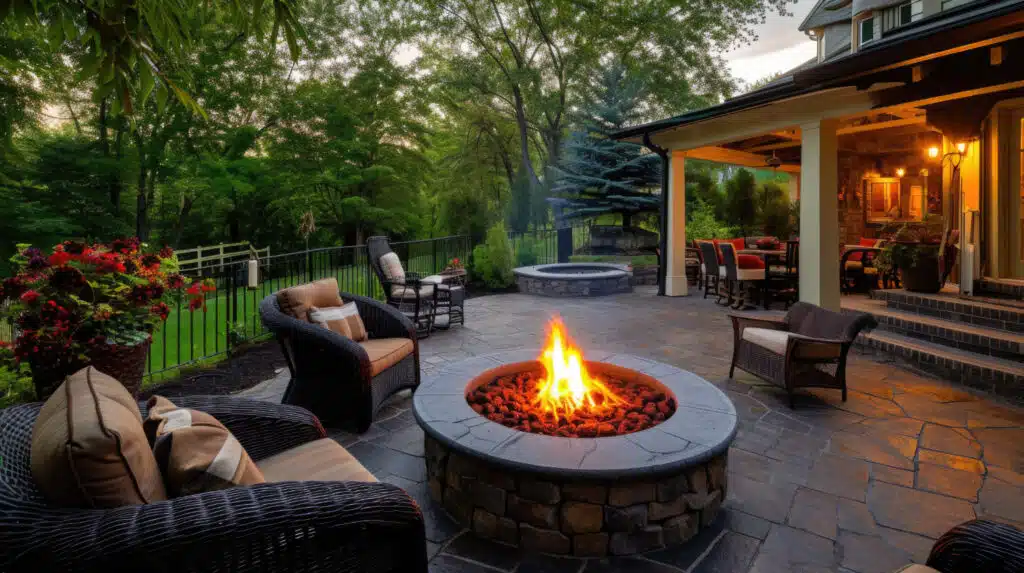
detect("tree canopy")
(0, 0), (797, 258)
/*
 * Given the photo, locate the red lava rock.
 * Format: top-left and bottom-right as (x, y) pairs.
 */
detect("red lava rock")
(467, 371), (676, 437)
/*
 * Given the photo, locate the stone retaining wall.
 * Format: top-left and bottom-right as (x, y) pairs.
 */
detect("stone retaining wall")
(517, 275), (632, 297)
(425, 435), (727, 557)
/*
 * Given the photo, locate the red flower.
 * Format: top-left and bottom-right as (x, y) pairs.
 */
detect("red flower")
(166, 274), (185, 290)
(200, 283), (216, 293)
(186, 283), (201, 296)
(159, 245), (174, 259)
(188, 298), (203, 311)
(49, 251), (73, 266)
(20, 290), (40, 305)
(150, 302), (170, 321)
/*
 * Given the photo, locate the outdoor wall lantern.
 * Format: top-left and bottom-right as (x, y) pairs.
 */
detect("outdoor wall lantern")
(927, 146), (940, 158)
(896, 168), (906, 177)
(956, 141), (968, 156)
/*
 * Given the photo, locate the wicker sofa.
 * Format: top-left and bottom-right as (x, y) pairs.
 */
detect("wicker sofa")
(0, 395), (427, 573)
(260, 281), (420, 433)
(729, 302), (876, 406)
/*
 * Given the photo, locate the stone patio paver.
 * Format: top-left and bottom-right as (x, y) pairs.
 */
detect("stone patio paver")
(239, 288), (1024, 573)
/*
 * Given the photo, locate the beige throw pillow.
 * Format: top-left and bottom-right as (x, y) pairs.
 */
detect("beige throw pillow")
(276, 278), (344, 321)
(30, 366), (167, 508)
(145, 396), (264, 497)
(379, 252), (406, 284)
(308, 302), (368, 342)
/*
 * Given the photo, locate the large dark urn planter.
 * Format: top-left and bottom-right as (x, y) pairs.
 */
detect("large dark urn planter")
(28, 353), (86, 401)
(899, 245), (941, 293)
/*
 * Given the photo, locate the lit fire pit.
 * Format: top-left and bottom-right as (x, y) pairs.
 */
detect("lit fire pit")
(413, 319), (737, 558)
(468, 320), (676, 437)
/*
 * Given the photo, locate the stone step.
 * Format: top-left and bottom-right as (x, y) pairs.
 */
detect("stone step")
(976, 277), (1024, 300)
(845, 297), (1024, 360)
(871, 289), (1024, 334)
(856, 330), (1024, 401)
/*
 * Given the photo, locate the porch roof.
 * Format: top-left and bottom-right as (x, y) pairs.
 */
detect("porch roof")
(613, 0), (1024, 145)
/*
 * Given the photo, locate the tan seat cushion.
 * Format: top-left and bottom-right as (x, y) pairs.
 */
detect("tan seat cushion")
(309, 302), (368, 342)
(145, 396), (265, 496)
(30, 367), (167, 508)
(894, 566), (940, 573)
(276, 278), (343, 321)
(742, 327), (842, 360)
(391, 283), (436, 300)
(258, 438), (377, 483)
(360, 338), (415, 376)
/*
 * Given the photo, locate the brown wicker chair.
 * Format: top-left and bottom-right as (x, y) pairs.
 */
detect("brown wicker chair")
(729, 302), (877, 407)
(0, 396), (428, 573)
(260, 290), (420, 433)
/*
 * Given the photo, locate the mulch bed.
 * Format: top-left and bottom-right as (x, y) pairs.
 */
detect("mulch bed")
(467, 368), (676, 437)
(140, 341), (286, 399)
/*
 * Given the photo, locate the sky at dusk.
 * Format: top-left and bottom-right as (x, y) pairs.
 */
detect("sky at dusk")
(726, 0), (820, 85)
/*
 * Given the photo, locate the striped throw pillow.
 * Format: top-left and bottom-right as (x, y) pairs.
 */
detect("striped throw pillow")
(309, 302), (368, 342)
(144, 396), (264, 496)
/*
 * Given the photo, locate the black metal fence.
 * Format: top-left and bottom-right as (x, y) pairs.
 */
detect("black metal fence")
(144, 235), (472, 383)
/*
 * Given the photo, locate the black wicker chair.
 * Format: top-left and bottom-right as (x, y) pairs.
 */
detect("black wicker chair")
(0, 396), (428, 573)
(367, 236), (465, 336)
(698, 241), (722, 300)
(729, 302), (876, 407)
(260, 292), (420, 433)
(926, 519), (1024, 573)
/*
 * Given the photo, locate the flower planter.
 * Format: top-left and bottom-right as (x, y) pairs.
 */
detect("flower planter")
(88, 339), (151, 396)
(28, 353), (86, 401)
(894, 243), (942, 293)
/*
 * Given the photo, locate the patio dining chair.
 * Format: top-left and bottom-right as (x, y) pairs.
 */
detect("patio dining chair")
(720, 242), (765, 308)
(698, 241), (722, 300)
(765, 240), (799, 309)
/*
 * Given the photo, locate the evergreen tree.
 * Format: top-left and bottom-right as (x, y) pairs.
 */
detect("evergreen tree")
(548, 63), (661, 228)
(724, 168), (758, 237)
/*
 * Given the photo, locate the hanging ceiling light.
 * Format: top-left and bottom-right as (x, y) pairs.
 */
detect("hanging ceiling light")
(765, 151), (782, 169)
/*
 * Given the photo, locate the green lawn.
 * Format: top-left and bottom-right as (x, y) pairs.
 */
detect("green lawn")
(145, 252), (446, 384)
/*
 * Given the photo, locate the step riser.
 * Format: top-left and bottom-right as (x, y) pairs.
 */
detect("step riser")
(976, 279), (1024, 299)
(871, 316), (1022, 361)
(874, 291), (1024, 333)
(856, 336), (1024, 401)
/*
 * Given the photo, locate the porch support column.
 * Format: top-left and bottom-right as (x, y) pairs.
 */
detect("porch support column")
(799, 119), (841, 310)
(665, 150), (688, 296)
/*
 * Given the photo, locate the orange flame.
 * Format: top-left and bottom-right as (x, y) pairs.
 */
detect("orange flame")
(533, 318), (622, 420)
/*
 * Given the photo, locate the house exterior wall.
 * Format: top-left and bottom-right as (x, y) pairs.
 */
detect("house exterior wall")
(823, 23), (852, 59)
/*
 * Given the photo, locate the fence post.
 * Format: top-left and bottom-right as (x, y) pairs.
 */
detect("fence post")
(432, 240), (438, 273)
(557, 227), (573, 263)
(306, 249), (313, 283)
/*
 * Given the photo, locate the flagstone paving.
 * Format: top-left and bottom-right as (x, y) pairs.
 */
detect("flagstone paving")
(242, 287), (1024, 573)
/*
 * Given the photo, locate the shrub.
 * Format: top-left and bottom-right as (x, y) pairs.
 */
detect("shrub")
(687, 200), (728, 240)
(514, 236), (540, 267)
(471, 223), (515, 288)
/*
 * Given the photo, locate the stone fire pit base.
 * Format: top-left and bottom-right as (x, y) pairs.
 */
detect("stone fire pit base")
(425, 435), (728, 557)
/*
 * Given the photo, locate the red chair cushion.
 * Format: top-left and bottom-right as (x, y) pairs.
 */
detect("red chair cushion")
(711, 238), (748, 264)
(737, 254), (766, 270)
(847, 237), (879, 262)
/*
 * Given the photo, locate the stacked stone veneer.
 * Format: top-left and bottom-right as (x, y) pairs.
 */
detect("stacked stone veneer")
(517, 275), (632, 297)
(425, 435), (727, 557)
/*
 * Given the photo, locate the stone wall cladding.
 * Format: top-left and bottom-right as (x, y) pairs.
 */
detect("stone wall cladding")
(517, 275), (633, 297)
(425, 435), (728, 557)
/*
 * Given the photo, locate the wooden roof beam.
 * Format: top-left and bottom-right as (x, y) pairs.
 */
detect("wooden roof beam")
(686, 146), (801, 173)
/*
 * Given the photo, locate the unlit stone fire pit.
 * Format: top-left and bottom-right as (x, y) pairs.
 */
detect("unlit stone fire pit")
(514, 263), (632, 297)
(413, 342), (737, 557)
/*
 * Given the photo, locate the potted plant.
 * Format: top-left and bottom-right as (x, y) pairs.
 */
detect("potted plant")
(0, 239), (213, 400)
(876, 218), (945, 293)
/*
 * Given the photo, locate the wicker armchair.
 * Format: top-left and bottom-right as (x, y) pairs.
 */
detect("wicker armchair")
(926, 519), (1024, 573)
(0, 396), (427, 573)
(729, 302), (877, 407)
(260, 291), (420, 432)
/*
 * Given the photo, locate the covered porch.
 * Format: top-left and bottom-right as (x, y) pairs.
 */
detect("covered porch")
(617, 8), (1024, 309)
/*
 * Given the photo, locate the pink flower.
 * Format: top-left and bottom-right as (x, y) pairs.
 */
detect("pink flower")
(20, 290), (39, 305)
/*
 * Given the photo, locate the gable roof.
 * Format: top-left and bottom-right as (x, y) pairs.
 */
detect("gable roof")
(799, 0), (853, 31)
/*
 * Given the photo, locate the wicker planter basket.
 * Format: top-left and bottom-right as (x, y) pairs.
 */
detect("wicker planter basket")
(87, 339), (151, 396)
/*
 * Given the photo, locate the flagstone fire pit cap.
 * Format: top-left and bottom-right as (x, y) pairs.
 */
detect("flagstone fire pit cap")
(413, 350), (738, 480)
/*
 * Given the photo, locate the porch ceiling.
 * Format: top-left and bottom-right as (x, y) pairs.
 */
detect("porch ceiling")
(696, 109), (938, 169)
